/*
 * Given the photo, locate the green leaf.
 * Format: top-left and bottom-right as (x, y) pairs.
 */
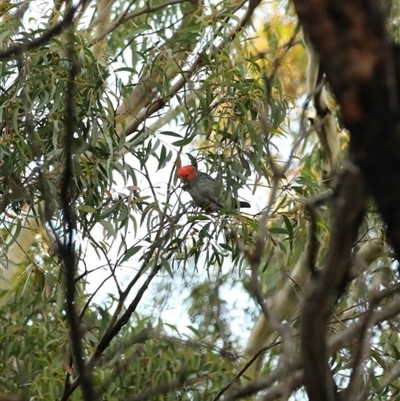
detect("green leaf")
(172, 136), (195, 147)
(100, 219), (116, 237)
(120, 245), (142, 264)
(268, 227), (287, 234)
(78, 205), (96, 213)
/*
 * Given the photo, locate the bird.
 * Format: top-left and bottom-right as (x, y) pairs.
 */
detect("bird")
(176, 164), (250, 212)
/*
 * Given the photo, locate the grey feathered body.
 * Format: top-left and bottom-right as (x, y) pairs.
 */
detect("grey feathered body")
(185, 172), (224, 211)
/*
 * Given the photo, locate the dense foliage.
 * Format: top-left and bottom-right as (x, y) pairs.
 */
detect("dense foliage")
(1, 1), (400, 400)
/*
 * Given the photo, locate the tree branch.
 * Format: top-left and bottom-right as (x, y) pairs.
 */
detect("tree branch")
(292, 0), (400, 256)
(0, 1), (83, 59)
(301, 165), (366, 401)
(59, 28), (99, 401)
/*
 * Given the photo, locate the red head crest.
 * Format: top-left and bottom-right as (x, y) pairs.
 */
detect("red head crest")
(177, 165), (198, 183)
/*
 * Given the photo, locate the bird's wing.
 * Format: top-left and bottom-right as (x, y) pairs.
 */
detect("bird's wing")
(198, 173), (225, 209)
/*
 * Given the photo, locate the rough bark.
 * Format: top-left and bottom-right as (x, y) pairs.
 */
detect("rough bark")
(293, 0), (400, 254)
(292, 1), (400, 400)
